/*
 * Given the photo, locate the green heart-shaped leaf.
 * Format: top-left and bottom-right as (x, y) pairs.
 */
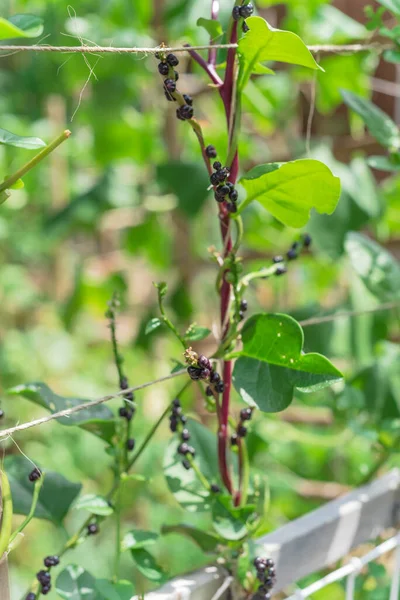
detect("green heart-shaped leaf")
(73, 494), (113, 516)
(122, 530), (159, 551)
(238, 16), (321, 90)
(161, 524), (222, 553)
(197, 17), (223, 38)
(130, 548), (167, 583)
(56, 565), (99, 600)
(238, 159), (341, 227)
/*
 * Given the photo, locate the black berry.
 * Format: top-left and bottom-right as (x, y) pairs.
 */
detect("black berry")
(272, 255), (284, 263)
(206, 386), (213, 397)
(275, 265), (287, 276)
(240, 407), (252, 421)
(231, 433), (238, 446)
(155, 51), (163, 60)
(232, 6), (241, 20)
(239, 3), (254, 18)
(227, 202), (237, 213)
(205, 145), (217, 158)
(158, 62), (169, 76)
(119, 407), (127, 418)
(181, 429), (191, 441)
(26, 594), (36, 600)
(41, 586), (51, 595)
(169, 416), (178, 432)
(164, 78), (176, 93)
(172, 405), (182, 416)
(240, 299), (248, 312)
(87, 523), (99, 535)
(237, 424), (247, 437)
(127, 438), (135, 451)
(213, 161), (222, 170)
(176, 105), (194, 120)
(286, 248), (298, 260)
(263, 577), (274, 589)
(125, 408), (134, 421)
(303, 233), (312, 247)
(229, 189), (238, 202)
(211, 483), (221, 493)
(0, 410), (4, 419)
(216, 184), (230, 198)
(188, 366), (203, 380)
(182, 459), (191, 470)
(210, 172), (220, 186)
(242, 20), (250, 33)
(178, 442), (190, 455)
(183, 93), (193, 105)
(164, 90), (175, 102)
(44, 556), (59, 568)
(36, 571), (51, 584)
(173, 70), (179, 81)
(124, 391), (134, 402)
(215, 381), (224, 394)
(254, 557), (267, 570)
(166, 53), (179, 66)
(29, 468), (41, 482)
(210, 371), (220, 384)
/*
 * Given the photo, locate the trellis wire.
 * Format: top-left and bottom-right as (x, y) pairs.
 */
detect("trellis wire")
(0, 41), (393, 55)
(286, 533), (400, 600)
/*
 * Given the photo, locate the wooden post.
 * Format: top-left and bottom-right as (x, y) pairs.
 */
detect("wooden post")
(0, 475), (10, 600)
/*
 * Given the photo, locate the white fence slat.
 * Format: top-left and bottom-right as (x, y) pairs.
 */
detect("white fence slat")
(140, 470), (400, 599)
(257, 469), (400, 592)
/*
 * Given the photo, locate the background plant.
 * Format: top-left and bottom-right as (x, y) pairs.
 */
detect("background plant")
(0, 1), (399, 599)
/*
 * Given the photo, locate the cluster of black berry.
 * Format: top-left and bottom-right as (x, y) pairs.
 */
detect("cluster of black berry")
(238, 298), (248, 321)
(271, 233), (312, 276)
(118, 376), (136, 452)
(169, 399), (196, 471)
(208, 154), (239, 213)
(28, 467), (41, 483)
(231, 407), (253, 446)
(186, 351), (225, 396)
(232, 2), (254, 32)
(156, 51), (194, 120)
(252, 557), (276, 599)
(35, 556), (60, 597)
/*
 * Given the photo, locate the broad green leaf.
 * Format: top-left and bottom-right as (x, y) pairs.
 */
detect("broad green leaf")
(164, 418), (231, 512)
(73, 494), (113, 516)
(238, 159), (341, 227)
(56, 565), (99, 600)
(130, 548), (166, 583)
(233, 356), (340, 413)
(238, 16), (321, 90)
(162, 524), (221, 552)
(5, 456), (81, 524)
(376, 0), (400, 15)
(211, 496), (256, 541)
(145, 317), (163, 334)
(96, 580), (135, 600)
(0, 14), (44, 40)
(157, 161), (210, 218)
(345, 232), (400, 301)
(184, 325), (211, 341)
(235, 312), (342, 380)
(8, 382), (116, 443)
(0, 128), (46, 149)
(122, 530), (159, 551)
(341, 90), (400, 150)
(197, 17), (223, 38)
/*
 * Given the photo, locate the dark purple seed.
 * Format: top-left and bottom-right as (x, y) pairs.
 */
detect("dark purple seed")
(176, 104), (194, 120)
(275, 265), (287, 276)
(210, 172), (220, 186)
(166, 53), (179, 66)
(303, 233), (312, 247)
(198, 354), (212, 370)
(87, 523), (99, 535)
(164, 90), (175, 102)
(183, 93), (193, 106)
(120, 376), (129, 390)
(215, 381), (224, 393)
(272, 255), (284, 263)
(26, 594), (36, 600)
(169, 417), (178, 432)
(205, 145), (217, 158)
(237, 424), (247, 437)
(265, 558), (274, 568)
(41, 586), (51, 596)
(216, 169), (227, 182)
(211, 483), (221, 493)
(29, 468), (41, 482)
(287, 248), (298, 260)
(231, 433), (238, 446)
(217, 184), (230, 197)
(173, 398), (181, 407)
(124, 391), (134, 402)
(187, 366), (203, 380)
(232, 6), (241, 20)
(182, 459), (191, 470)
(164, 78), (176, 93)
(215, 192), (225, 203)
(213, 161), (222, 170)
(210, 371), (220, 384)
(254, 557), (267, 570)
(127, 438), (135, 451)
(240, 299), (248, 311)
(158, 62), (169, 76)
(206, 386), (213, 397)
(199, 368), (211, 380)
(178, 442), (190, 455)
(227, 202), (237, 213)
(119, 407), (128, 418)
(240, 407), (253, 421)
(239, 3), (254, 18)
(229, 189), (238, 202)
(181, 429), (191, 441)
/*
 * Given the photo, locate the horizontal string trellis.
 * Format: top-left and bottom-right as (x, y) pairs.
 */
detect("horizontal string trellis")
(0, 42), (392, 55)
(0, 302), (398, 442)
